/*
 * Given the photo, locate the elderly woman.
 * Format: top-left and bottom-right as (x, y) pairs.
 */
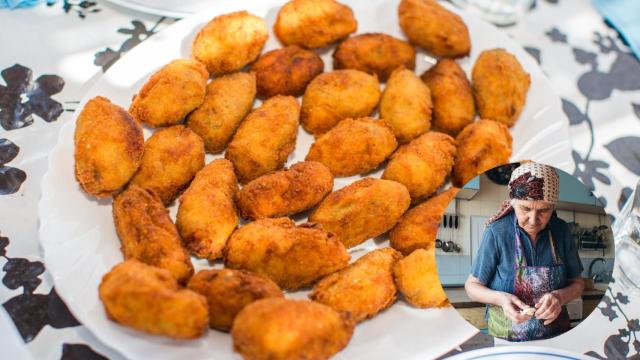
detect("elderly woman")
(465, 162), (584, 341)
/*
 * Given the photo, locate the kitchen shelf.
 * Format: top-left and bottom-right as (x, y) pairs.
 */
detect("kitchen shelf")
(435, 249), (465, 256)
(456, 176), (480, 200)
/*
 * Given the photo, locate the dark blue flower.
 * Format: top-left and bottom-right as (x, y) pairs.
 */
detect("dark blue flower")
(546, 27), (567, 43)
(0, 139), (26, 195)
(572, 150), (610, 191)
(94, 19), (166, 72)
(0, 64), (65, 131)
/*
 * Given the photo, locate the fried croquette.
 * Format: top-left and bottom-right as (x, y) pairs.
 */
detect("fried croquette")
(192, 11), (268, 76)
(225, 95), (299, 183)
(99, 260), (208, 339)
(186, 72), (256, 153)
(74, 96), (143, 198)
(176, 159), (238, 260)
(236, 161), (333, 219)
(130, 125), (205, 205)
(472, 49), (531, 127)
(393, 248), (449, 308)
(333, 33), (416, 81)
(452, 119), (512, 187)
(421, 59), (475, 137)
(250, 45), (324, 98)
(382, 132), (456, 201)
(389, 187), (459, 256)
(310, 248), (401, 322)
(398, 0), (470, 58)
(128, 59), (207, 127)
(274, 0), (357, 49)
(301, 69), (381, 135)
(306, 117), (397, 177)
(187, 269), (282, 332)
(224, 218), (349, 290)
(380, 67), (432, 144)
(231, 298), (354, 360)
(112, 185), (194, 283)
(309, 178), (411, 248)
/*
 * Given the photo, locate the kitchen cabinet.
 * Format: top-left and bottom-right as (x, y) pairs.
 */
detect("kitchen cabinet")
(558, 170), (600, 206)
(582, 290), (605, 318)
(583, 299), (600, 319)
(457, 176), (480, 200)
(464, 176), (480, 190)
(436, 255), (470, 286)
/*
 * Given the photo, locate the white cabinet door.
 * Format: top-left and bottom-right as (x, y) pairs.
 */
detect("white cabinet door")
(470, 216), (489, 268)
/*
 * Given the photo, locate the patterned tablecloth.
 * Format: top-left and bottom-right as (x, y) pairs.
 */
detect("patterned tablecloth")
(0, 1), (638, 359)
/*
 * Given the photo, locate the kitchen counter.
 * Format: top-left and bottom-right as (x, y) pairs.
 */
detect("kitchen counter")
(445, 287), (606, 309)
(446, 287), (483, 309)
(445, 286), (607, 332)
(583, 288), (609, 300)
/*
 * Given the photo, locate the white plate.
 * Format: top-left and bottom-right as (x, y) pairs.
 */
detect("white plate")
(38, 1), (572, 359)
(103, 0), (215, 18)
(446, 345), (591, 360)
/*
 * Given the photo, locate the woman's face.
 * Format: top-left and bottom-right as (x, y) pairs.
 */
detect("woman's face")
(513, 199), (554, 237)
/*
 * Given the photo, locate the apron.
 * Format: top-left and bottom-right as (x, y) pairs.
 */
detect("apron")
(486, 216), (571, 341)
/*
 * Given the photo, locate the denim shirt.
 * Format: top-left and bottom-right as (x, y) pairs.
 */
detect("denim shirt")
(470, 211), (583, 294)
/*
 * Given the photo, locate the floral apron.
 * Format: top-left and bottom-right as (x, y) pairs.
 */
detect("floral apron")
(486, 216), (571, 341)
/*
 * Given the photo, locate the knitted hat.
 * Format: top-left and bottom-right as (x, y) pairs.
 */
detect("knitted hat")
(508, 162), (559, 204)
(486, 162), (559, 225)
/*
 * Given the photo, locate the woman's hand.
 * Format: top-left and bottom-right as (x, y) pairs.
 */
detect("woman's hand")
(534, 292), (562, 325)
(499, 293), (531, 324)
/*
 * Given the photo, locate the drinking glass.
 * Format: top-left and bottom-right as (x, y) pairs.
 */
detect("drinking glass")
(613, 180), (640, 291)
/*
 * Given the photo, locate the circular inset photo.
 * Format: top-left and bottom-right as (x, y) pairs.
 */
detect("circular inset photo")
(442, 161), (614, 343)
